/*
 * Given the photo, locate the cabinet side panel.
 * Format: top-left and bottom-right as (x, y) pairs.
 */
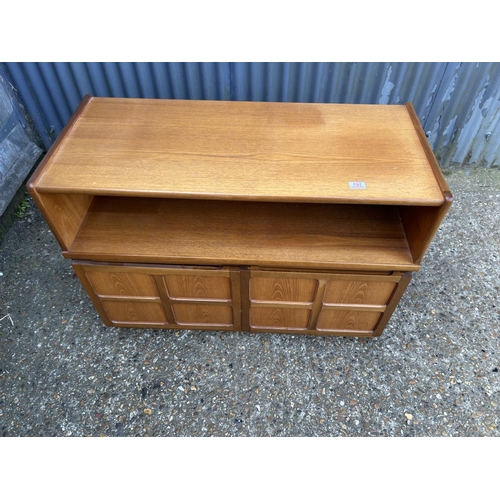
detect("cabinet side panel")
(399, 198), (452, 265)
(372, 272), (412, 336)
(26, 95), (94, 251)
(33, 193), (94, 250)
(402, 103), (452, 264)
(72, 262), (113, 326)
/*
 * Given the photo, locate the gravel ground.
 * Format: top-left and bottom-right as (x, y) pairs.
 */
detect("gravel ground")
(0, 167), (499, 437)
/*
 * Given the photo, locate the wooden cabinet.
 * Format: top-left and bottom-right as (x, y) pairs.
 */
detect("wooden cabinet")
(27, 96), (452, 338)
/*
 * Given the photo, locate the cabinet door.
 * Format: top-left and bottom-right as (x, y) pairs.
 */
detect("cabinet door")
(245, 269), (410, 337)
(72, 262), (241, 330)
(247, 273), (318, 331)
(162, 268), (240, 330)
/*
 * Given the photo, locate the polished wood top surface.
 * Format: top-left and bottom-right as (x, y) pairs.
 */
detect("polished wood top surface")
(34, 97), (445, 206)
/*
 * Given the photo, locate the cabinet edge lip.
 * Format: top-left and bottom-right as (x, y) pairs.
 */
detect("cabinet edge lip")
(33, 185), (445, 206)
(64, 254), (421, 273)
(405, 102), (452, 205)
(26, 94), (94, 193)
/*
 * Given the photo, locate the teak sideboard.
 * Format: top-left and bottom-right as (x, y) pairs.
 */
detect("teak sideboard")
(27, 96), (452, 338)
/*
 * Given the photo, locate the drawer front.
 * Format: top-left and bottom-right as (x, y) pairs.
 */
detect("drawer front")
(102, 301), (168, 324)
(246, 269), (405, 336)
(73, 262), (241, 330)
(323, 280), (396, 306)
(164, 274), (232, 301)
(250, 307), (311, 330)
(316, 309), (382, 332)
(86, 270), (160, 298)
(250, 277), (317, 304)
(172, 304), (233, 327)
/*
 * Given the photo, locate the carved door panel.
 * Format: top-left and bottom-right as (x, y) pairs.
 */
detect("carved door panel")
(73, 262), (241, 330)
(245, 269), (408, 336)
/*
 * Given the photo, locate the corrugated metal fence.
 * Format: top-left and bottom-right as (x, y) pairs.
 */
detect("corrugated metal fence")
(0, 62), (498, 169)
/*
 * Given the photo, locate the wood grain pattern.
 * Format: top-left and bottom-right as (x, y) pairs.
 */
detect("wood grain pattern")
(72, 262), (114, 327)
(74, 262), (242, 328)
(246, 269), (402, 334)
(77, 264), (229, 275)
(307, 279), (328, 330)
(153, 275), (179, 324)
(405, 102), (451, 195)
(67, 197), (417, 271)
(32, 193), (93, 250)
(248, 327), (378, 338)
(26, 95), (93, 190)
(240, 268), (251, 331)
(86, 270), (159, 297)
(33, 98), (450, 337)
(323, 280), (396, 305)
(229, 267), (242, 331)
(248, 301), (312, 309)
(249, 269), (399, 279)
(321, 303), (386, 313)
(99, 296), (162, 303)
(399, 195), (453, 265)
(250, 307), (310, 330)
(250, 277), (317, 303)
(400, 104), (453, 264)
(164, 274), (231, 301)
(33, 98), (445, 206)
(316, 310), (381, 332)
(27, 95), (94, 251)
(373, 272), (412, 336)
(103, 301), (168, 324)
(172, 304), (233, 326)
